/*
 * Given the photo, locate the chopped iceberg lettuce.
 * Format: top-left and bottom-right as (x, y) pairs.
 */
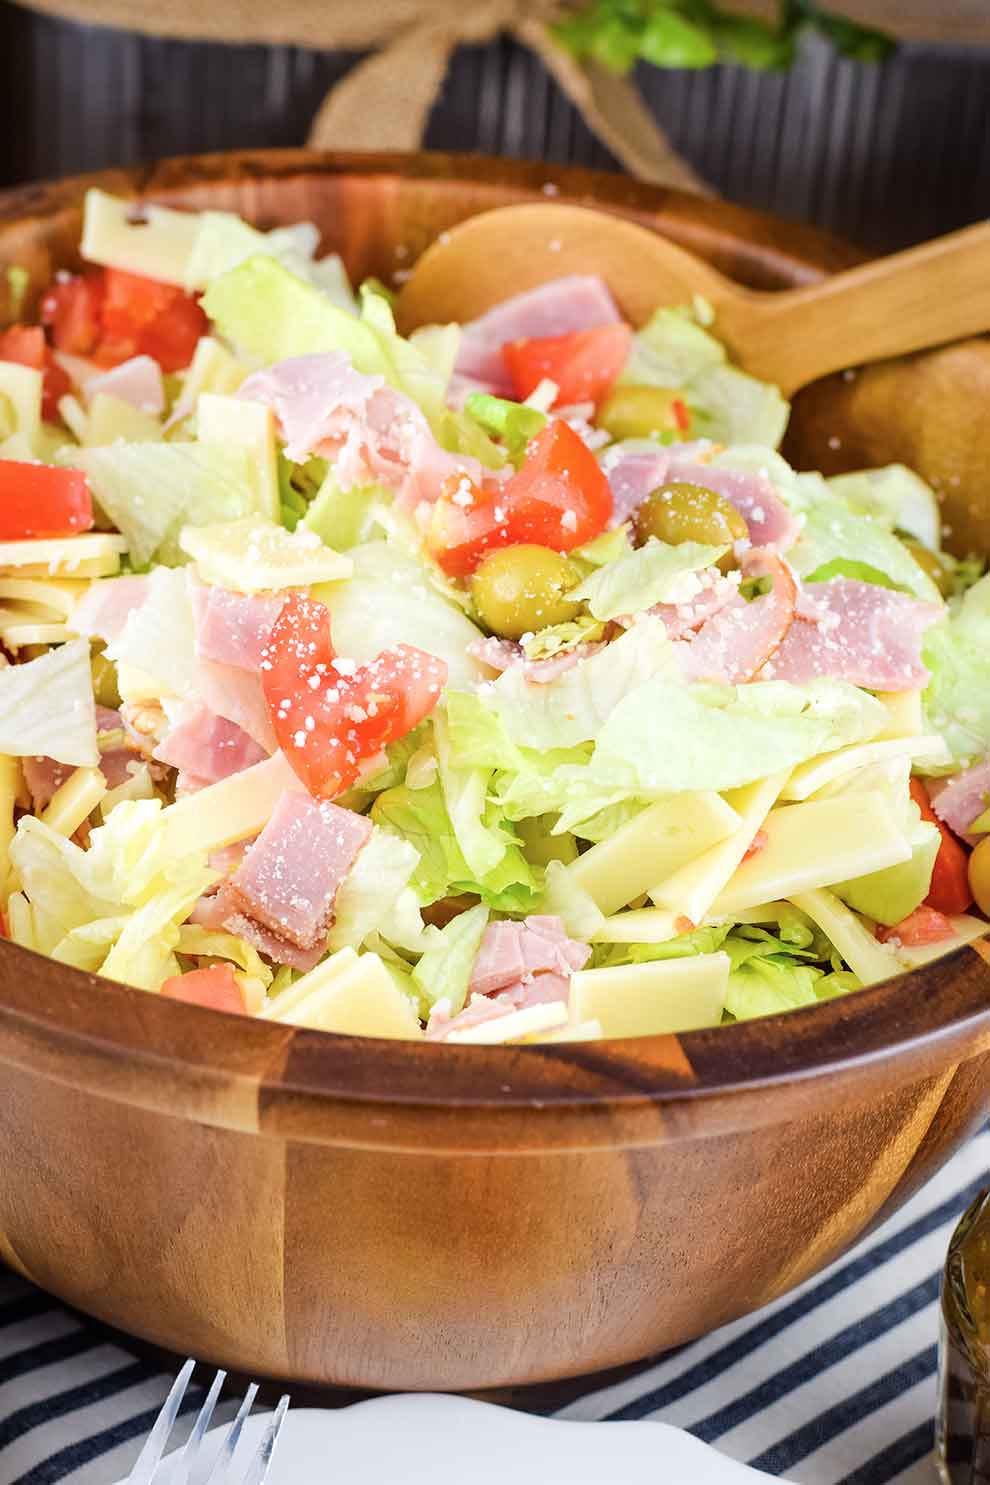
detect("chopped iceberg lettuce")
(0, 639), (97, 767)
(786, 481), (940, 601)
(827, 465), (941, 550)
(411, 902), (490, 1016)
(327, 827), (420, 951)
(922, 574), (990, 767)
(570, 537), (727, 621)
(623, 305), (789, 449)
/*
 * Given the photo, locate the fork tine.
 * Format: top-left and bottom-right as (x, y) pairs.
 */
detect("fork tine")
(172, 1369), (227, 1485)
(203, 1383), (259, 1485)
(124, 1359), (196, 1485)
(239, 1395), (290, 1485)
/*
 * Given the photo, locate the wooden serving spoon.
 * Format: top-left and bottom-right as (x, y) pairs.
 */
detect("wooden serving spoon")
(396, 203), (990, 397)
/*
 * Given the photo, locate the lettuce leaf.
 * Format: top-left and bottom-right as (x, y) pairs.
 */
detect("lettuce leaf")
(64, 442), (259, 566)
(327, 827), (420, 950)
(786, 481), (940, 601)
(313, 541), (486, 691)
(826, 465), (941, 550)
(411, 902), (489, 1015)
(570, 537), (726, 620)
(922, 574), (990, 767)
(464, 393), (546, 465)
(0, 638), (98, 766)
(623, 305), (788, 448)
(583, 677), (887, 796)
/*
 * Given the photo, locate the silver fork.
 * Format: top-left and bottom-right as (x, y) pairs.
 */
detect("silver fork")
(125, 1359), (290, 1485)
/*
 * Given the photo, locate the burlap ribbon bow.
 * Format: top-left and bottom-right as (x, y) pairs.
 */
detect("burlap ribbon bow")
(13, 0), (711, 194)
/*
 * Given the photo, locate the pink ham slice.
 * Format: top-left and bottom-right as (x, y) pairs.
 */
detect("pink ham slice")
(674, 551), (797, 684)
(187, 884), (325, 970)
(226, 789), (372, 950)
(455, 276), (622, 396)
(192, 585), (284, 670)
(644, 567), (740, 641)
(426, 973), (573, 1041)
(663, 461), (799, 552)
(22, 705), (146, 810)
(758, 578), (942, 690)
(601, 446), (672, 527)
(469, 914), (590, 997)
(239, 352), (485, 509)
(929, 761), (990, 844)
(153, 706), (266, 785)
(72, 575), (149, 644)
(86, 355), (165, 415)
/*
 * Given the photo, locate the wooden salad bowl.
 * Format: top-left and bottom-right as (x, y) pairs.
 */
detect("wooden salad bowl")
(1, 151), (989, 1392)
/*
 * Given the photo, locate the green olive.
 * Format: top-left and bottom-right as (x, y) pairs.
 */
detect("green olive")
(90, 645), (121, 710)
(903, 538), (954, 598)
(471, 545), (582, 640)
(633, 482), (748, 574)
(969, 837), (990, 916)
(597, 385), (688, 442)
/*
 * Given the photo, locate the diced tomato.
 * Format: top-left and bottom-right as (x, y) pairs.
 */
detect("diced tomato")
(499, 418), (612, 550)
(876, 906), (956, 946)
(673, 397), (691, 433)
(427, 476), (513, 578)
(910, 778), (974, 915)
(161, 964), (247, 1015)
(428, 420), (613, 578)
(0, 461), (93, 539)
(41, 266), (207, 374)
(261, 593), (447, 799)
(502, 325), (632, 407)
(41, 272), (106, 355)
(0, 324), (72, 421)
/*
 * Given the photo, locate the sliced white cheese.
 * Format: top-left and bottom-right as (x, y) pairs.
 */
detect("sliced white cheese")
(591, 907), (681, 944)
(650, 771), (789, 926)
(259, 947), (359, 1021)
(0, 363), (42, 452)
(85, 394), (162, 447)
(570, 952), (729, 1038)
(0, 578), (87, 621)
(268, 950), (423, 1039)
(167, 336), (245, 429)
(57, 393), (89, 444)
(179, 516), (353, 593)
(445, 1002), (568, 1044)
(9, 554), (123, 580)
(712, 793), (911, 916)
(877, 689), (924, 740)
(781, 735), (950, 801)
(80, 188), (200, 284)
(789, 887), (901, 986)
(115, 662), (162, 706)
(567, 793), (740, 917)
(40, 767), (107, 838)
(0, 622), (76, 649)
(529, 1018), (604, 1043)
(160, 750), (301, 857)
(0, 533), (127, 575)
(890, 913), (989, 969)
(196, 395), (279, 522)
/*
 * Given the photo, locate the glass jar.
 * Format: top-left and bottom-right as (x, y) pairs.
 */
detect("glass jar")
(938, 1189), (990, 1484)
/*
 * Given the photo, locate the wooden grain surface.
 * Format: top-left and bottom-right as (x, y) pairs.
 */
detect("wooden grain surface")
(0, 151), (988, 1389)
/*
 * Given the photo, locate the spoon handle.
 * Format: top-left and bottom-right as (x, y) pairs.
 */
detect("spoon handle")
(719, 221), (990, 396)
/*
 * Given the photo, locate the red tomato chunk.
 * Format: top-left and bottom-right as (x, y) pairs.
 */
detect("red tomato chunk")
(161, 964), (247, 1014)
(0, 324), (71, 421)
(261, 593), (447, 799)
(909, 778), (973, 915)
(42, 267), (208, 373)
(0, 462), (93, 539)
(502, 325), (632, 407)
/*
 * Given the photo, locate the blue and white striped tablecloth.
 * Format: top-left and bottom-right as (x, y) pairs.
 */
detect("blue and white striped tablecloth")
(2, 1127), (987, 1485)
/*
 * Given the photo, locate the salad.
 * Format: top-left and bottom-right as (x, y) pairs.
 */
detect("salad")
(0, 189), (987, 1046)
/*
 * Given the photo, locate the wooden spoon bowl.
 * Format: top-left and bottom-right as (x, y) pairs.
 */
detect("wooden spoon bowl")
(0, 150), (988, 1391)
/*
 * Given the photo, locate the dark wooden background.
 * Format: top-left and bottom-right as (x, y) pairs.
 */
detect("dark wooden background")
(1, 1), (989, 251)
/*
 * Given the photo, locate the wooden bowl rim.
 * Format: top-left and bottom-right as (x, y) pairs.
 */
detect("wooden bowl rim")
(0, 148), (987, 1148)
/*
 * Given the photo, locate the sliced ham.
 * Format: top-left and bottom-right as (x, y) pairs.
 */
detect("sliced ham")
(72, 575), (149, 644)
(426, 974), (572, 1041)
(239, 352), (485, 509)
(226, 789), (372, 949)
(222, 913), (326, 972)
(758, 578), (942, 691)
(455, 276), (622, 395)
(85, 355), (165, 415)
(22, 704), (146, 810)
(191, 584), (284, 670)
(645, 567), (740, 640)
(877, 906), (956, 946)
(664, 461), (799, 552)
(468, 914), (590, 998)
(153, 706), (266, 785)
(674, 550), (797, 684)
(929, 760), (990, 844)
(196, 657), (276, 754)
(600, 445), (671, 526)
